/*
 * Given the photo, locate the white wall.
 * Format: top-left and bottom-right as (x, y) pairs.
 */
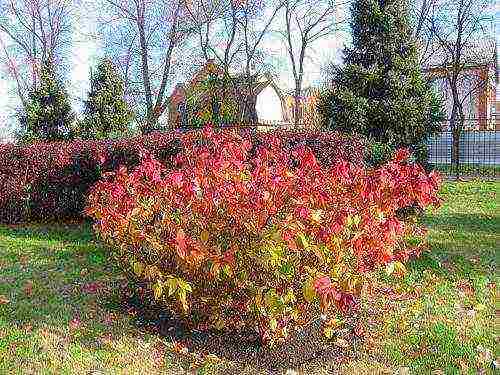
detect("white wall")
(256, 86), (283, 122)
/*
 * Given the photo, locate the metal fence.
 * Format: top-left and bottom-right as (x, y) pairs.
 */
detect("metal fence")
(174, 118), (500, 179)
(427, 127), (500, 179)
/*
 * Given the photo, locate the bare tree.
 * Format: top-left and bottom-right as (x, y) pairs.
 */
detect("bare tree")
(99, 0), (189, 133)
(422, 0), (494, 170)
(183, 0), (243, 75)
(236, 0), (284, 122)
(0, 0), (73, 108)
(282, 0), (345, 127)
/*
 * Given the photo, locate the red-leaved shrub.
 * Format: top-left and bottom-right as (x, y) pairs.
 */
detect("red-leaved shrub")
(85, 126), (441, 345)
(0, 129), (363, 224)
(0, 134), (179, 223)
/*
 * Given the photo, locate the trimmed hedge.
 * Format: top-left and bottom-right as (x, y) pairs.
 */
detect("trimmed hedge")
(0, 129), (365, 224)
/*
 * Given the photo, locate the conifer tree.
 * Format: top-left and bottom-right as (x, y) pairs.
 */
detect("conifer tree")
(19, 62), (75, 142)
(80, 59), (134, 139)
(318, 0), (443, 164)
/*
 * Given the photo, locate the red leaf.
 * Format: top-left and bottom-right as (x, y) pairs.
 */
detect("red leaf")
(176, 228), (187, 258)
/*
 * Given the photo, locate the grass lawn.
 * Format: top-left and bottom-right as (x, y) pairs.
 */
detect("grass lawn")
(0, 181), (498, 374)
(429, 163), (500, 177)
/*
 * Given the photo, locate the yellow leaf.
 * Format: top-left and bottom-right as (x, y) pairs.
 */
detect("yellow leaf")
(385, 262), (395, 275)
(178, 290), (188, 312)
(165, 278), (178, 297)
(297, 233), (308, 249)
(387, 261), (407, 277)
(352, 214), (361, 227)
(152, 281), (163, 300)
(394, 261), (407, 276)
(284, 289), (296, 304)
(311, 210), (323, 224)
(133, 261), (144, 277)
(222, 264), (232, 277)
(325, 317), (343, 329)
(474, 303), (486, 311)
(178, 278), (193, 293)
(323, 326), (334, 339)
(200, 230), (209, 243)
(214, 318), (225, 330)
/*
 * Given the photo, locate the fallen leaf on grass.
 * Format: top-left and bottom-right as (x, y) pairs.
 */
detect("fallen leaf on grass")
(99, 334), (114, 346)
(69, 317), (82, 330)
(171, 340), (189, 354)
(0, 295), (9, 304)
(152, 341), (166, 367)
(353, 322), (365, 337)
(457, 279), (475, 297)
(103, 313), (116, 326)
(458, 360), (468, 373)
(204, 354), (221, 363)
(23, 281), (33, 296)
(476, 345), (493, 365)
(82, 282), (101, 295)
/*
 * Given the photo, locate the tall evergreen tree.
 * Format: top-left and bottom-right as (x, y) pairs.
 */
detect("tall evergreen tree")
(19, 62), (75, 143)
(80, 59), (134, 139)
(318, 0), (443, 164)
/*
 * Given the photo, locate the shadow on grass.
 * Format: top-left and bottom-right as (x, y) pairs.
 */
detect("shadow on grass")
(406, 210), (499, 280)
(0, 220), (95, 243)
(424, 212), (498, 234)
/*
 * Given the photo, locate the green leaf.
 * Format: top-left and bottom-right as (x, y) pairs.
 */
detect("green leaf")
(133, 261), (144, 277)
(297, 233), (308, 249)
(264, 289), (283, 313)
(302, 278), (316, 303)
(269, 318), (278, 331)
(279, 262), (294, 276)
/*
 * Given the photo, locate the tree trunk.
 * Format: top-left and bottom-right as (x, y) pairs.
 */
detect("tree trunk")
(451, 119), (461, 179)
(293, 88), (301, 128)
(449, 75), (465, 179)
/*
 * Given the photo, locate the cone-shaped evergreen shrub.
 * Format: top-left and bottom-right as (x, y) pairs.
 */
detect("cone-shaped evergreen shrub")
(79, 59), (134, 139)
(318, 0), (444, 164)
(19, 62), (75, 142)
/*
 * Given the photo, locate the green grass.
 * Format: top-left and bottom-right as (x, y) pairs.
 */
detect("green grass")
(0, 181), (498, 374)
(430, 163), (500, 177)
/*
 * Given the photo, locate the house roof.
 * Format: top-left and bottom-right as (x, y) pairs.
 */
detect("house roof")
(169, 60), (284, 102)
(421, 38), (497, 70)
(283, 87), (321, 99)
